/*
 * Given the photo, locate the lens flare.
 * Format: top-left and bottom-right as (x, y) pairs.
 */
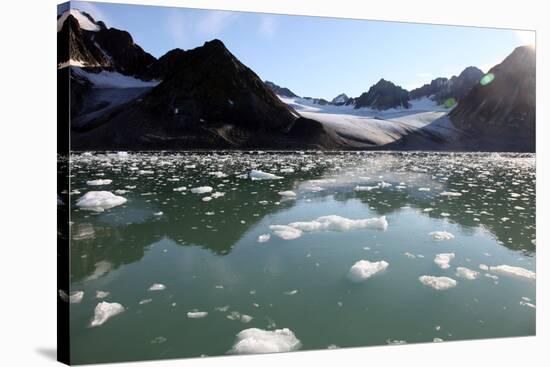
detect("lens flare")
(480, 73), (495, 86)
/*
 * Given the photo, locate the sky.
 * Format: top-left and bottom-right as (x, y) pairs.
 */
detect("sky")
(68, 1), (535, 100)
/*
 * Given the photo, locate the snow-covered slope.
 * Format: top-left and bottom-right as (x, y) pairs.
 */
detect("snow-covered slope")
(278, 95), (457, 147)
(57, 9), (101, 32)
(71, 68), (160, 89)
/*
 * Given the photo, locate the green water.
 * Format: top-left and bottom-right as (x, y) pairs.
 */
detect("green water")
(66, 152), (535, 364)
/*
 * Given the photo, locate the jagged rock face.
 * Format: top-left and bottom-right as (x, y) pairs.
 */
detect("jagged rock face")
(410, 67), (483, 104)
(143, 40), (298, 131)
(57, 9), (156, 79)
(435, 66), (484, 104)
(409, 77), (448, 100)
(354, 79), (410, 110)
(70, 40), (337, 150)
(449, 46), (535, 151)
(147, 48), (187, 79)
(58, 14), (110, 67)
(332, 93), (350, 105)
(92, 28), (156, 77)
(264, 81), (299, 98)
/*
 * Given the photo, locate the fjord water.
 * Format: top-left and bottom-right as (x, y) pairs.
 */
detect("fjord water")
(67, 152), (535, 364)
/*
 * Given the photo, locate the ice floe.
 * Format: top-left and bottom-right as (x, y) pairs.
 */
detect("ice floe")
(76, 191), (127, 212)
(269, 225), (303, 240)
(278, 190), (297, 198)
(440, 191), (462, 197)
(187, 311), (208, 319)
(69, 291), (84, 304)
(348, 260), (389, 282)
(293, 215), (387, 232)
(148, 283), (166, 291)
(249, 170), (282, 180)
(419, 276), (457, 290)
(96, 291), (110, 299)
(489, 265), (535, 280)
(434, 253), (455, 269)
(90, 302), (124, 327)
(456, 267), (479, 280)
(86, 179), (112, 186)
(230, 328), (301, 354)
(258, 234), (271, 243)
(191, 186), (213, 194)
(429, 231), (455, 240)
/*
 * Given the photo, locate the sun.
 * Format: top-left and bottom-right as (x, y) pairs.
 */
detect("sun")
(515, 30), (536, 47)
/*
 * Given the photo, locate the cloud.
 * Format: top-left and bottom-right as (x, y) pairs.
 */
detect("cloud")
(166, 10), (187, 46)
(197, 10), (238, 38)
(259, 15), (277, 37)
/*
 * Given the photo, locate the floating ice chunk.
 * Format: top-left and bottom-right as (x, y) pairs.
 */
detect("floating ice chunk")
(440, 191), (462, 197)
(240, 314), (254, 323)
(289, 215), (388, 233)
(209, 171), (227, 178)
(139, 298), (152, 305)
(479, 264), (489, 271)
(269, 225), (303, 240)
(211, 192), (225, 198)
(173, 186), (187, 192)
(379, 181), (392, 188)
(278, 191), (297, 198)
(90, 302), (124, 327)
(148, 283), (166, 291)
(249, 170), (282, 180)
(280, 168), (294, 173)
(429, 231), (454, 240)
(69, 291), (84, 304)
(153, 211), (163, 216)
(76, 191), (127, 212)
(489, 265), (535, 280)
(419, 276), (457, 290)
(456, 267), (479, 280)
(354, 185), (377, 192)
(404, 252), (416, 259)
(434, 253), (455, 269)
(202, 196), (212, 202)
(485, 273), (499, 280)
(348, 260), (389, 282)
(96, 291), (110, 299)
(191, 186), (213, 194)
(86, 179), (112, 186)
(215, 305), (230, 312)
(284, 290), (298, 295)
(258, 234), (271, 243)
(230, 328), (301, 354)
(418, 187), (431, 192)
(117, 151), (128, 158)
(433, 338), (444, 343)
(520, 301), (536, 309)
(187, 311), (208, 319)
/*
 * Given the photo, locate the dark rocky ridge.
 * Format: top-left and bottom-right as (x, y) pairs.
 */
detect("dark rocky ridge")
(71, 39), (337, 150)
(354, 79), (410, 110)
(410, 67), (484, 104)
(264, 81), (300, 98)
(449, 46), (535, 151)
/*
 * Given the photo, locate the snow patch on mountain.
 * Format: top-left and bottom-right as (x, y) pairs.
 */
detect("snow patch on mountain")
(57, 9), (101, 32)
(71, 67), (161, 89)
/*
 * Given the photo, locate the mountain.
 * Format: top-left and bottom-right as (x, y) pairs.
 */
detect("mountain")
(449, 46), (535, 151)
(57, 9), (156, 79)
(354, 79), (410, 110)
(264, 81), (300, 98)
(71, 39), (336, 150)
(410, 67), (484, 105)
(331, 93), (350, 105)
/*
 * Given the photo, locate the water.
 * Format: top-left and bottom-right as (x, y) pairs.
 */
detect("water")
(66, 151), (535, 364)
